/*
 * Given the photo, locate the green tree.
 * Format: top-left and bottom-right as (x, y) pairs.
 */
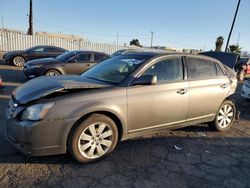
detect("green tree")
(130, 39), (141, 47)
(215, 36), (224, 51)
(229, 44), (242, 54)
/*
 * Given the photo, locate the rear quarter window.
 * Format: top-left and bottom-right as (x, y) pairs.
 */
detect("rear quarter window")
(215, 63), (226, 77)
(187, 57), (217, 80)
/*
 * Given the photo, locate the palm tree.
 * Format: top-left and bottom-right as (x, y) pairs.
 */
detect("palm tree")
(229, 44), (242, 54)
(215, 36), (224, 51)
(130, 39), (141, 47)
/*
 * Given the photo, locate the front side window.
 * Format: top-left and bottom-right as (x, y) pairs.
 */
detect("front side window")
(76, 53), (92, 62)
(187, 58), (217, 80)
(56, 51), (79, 62)
(33, 47), (45, 52)
(142, 58), (183, 83)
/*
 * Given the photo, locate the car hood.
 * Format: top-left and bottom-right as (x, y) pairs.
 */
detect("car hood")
(26, 58), (60, 66)
(4, 50), (25, 57)
(13, 76), (112, 104)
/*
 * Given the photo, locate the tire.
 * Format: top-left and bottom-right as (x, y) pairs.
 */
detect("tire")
(12, 56), (25, 67)
(210, 100), (236, 131)
(237, 70), (245, 81)
(68, 114), (119, 163)
(45, 69), (61, 76)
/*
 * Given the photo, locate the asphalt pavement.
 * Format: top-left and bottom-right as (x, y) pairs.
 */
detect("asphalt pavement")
(0, 61), (250, 188)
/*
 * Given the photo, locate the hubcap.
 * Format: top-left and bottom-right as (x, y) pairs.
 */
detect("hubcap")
(217, 104), (234, 128)
(78, 122), (113, 159)
(13, 56), (25, 66)
(47, 71), (59, 76)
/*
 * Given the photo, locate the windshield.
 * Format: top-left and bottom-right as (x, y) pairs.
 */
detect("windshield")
(81, 55), (151, 84)
(56, 51), (79, 62)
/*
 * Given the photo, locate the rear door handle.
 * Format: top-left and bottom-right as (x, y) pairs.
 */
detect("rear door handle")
(177, 89), (187, 95)
(220, 84), (228, 89)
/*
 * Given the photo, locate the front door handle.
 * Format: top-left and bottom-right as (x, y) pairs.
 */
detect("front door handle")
(177, 89), (187, 95)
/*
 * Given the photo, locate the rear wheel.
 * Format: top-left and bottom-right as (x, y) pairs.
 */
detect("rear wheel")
(68, 114), (118, 163)
(211, 100), (235, 131)
(12, 56), (25, 67)
(45, 69), (61, 76)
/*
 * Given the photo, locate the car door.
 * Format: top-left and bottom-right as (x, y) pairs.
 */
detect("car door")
(127, 57), (188, 132)
(186, 57), (231, 120)
(63, 53), (93, 75)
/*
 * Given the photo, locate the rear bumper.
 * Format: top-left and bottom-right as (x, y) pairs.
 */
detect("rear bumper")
(5, 117), (79, 156)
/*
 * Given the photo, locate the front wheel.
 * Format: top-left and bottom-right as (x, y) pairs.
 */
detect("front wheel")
(68, 114), (118, 163)
(211, 100), (236, 131)
(45, 69), (61, 76)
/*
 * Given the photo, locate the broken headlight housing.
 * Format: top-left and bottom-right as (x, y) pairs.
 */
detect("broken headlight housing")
(21, 102), (54, 121)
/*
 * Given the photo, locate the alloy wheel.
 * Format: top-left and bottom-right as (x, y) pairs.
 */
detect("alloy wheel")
(13, 56), (25, 66)
(78, 122), (113, 159)
(46, 71), (60, 76)
(217, 104), (234, 128)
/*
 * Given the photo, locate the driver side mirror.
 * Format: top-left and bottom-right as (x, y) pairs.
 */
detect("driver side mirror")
(131, 75), (157, 86)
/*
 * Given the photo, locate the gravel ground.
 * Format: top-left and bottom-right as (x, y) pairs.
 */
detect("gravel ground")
(0, 61), (250, 188)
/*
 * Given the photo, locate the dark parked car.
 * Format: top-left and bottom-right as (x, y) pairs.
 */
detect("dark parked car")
(23, 51), (110, 78)
(200, 51), (239, 69)
(6, 52), (237, 163)
(2, 45), (67, 67)
(111, 49), (143, 57)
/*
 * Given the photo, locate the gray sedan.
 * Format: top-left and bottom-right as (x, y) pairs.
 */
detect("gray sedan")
(5, 52), (237, 163)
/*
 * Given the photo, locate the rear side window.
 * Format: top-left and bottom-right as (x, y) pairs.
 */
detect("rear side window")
(187, 58), (217, 80)
(95, 54), (108, 62)
(77, 53), (92, 62)
(45, 47), (65, 53)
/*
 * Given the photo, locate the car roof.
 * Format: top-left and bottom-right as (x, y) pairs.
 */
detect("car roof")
(32, 45), (64, 49)
(68, 50), (109, 55)
(120, 52), (224, 66)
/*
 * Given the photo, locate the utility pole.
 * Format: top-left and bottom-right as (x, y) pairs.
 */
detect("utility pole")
(237, 32), (241, 45)
(225, 0), (241, 52)
(1, 16), (4, 29)
(116, 32), (119, 48)
(27, 0), (33, 35)
(150, 31), (154, 47)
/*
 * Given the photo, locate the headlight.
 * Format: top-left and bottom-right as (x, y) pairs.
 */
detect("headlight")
(21, 102), (54, 121)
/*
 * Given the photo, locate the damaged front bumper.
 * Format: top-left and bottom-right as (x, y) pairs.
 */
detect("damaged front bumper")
(5, 117), (79, 156)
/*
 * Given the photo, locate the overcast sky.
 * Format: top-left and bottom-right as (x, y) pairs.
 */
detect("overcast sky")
(0, 0), (249, 51)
